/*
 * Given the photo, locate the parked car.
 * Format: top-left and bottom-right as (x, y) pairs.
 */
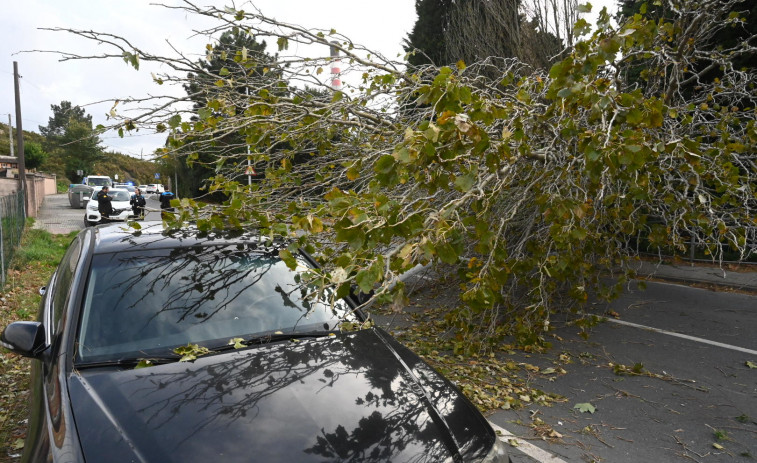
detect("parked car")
(114, 183), (136, 193)
(1, 223), (508, 463)
(83, 187), (135, 226)
(146, 184), (165, 194)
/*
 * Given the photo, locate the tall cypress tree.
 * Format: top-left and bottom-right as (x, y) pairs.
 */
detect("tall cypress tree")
(404, 0), (454, 66)
(178, 30), (283, 199)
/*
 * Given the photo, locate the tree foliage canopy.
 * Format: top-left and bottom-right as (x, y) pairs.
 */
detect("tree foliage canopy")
(23, 142), (47, 171)
(38, 101), (103, 182)
(47, 0), (757, 350)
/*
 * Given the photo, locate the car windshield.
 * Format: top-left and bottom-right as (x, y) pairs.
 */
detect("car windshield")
(76, 244), (356, 363)
(110, 191), (131, 201)
(88, 177), (111, 186)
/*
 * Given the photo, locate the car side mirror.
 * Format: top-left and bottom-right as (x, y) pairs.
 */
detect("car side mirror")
(1, 321), (46, 358)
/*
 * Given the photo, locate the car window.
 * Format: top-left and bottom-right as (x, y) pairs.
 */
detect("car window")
(76, 245), (355, 363)
(51, 237), (82, 335)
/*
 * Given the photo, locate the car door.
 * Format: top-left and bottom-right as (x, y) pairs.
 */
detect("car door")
(22, 235), (86, 463)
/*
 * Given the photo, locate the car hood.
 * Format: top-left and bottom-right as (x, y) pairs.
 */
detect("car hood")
(68, 328), (494, 463)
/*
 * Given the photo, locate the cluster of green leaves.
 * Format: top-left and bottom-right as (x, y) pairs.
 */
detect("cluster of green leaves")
(124, 3), (757, 351)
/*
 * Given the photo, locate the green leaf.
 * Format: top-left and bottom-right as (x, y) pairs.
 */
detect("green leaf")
(122, 51), (140, 70)
(746, 361), (757, 369)
(168, 114), (182, 129)
(436, 242), (459, 264)
(573, 18), (591, 36)
(279, 249), (297, 270)
(454, 173), (476, 192)
(574, 402), (596, 413)
(374, 155), (396, 174)
(277, 37), (289, 51)
(198, 108), (212, 120)
(135, 359), (154, 369)
(229, 338), (245, 349)
(355, 264), (381, 293)
(576, 2), (592, 13)
(626, 109), (643, 125)
(173, 343), (210, 362)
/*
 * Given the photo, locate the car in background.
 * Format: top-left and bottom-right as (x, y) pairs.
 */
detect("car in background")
(81, 175), (112, 188)
(0, 223), (508, 463)
(146, 183), (165, 194)
(114, 183), (136, 193)
(83, 187), (134, 226)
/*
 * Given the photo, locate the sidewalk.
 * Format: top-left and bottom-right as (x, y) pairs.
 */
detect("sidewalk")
(631, 258), (757, 293)
(32, 193), (85, 234)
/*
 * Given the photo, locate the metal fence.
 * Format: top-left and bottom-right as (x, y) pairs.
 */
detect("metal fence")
(0, 191), (26, 286)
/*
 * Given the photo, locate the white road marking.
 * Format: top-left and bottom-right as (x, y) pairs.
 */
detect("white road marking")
(488, 422), (569, 463)
(606, 318), (757, 356)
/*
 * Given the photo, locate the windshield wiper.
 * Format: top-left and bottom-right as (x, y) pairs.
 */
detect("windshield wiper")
(243, 330), (335, 346)
(76, 332), (337, 368)
(75, 354), (180, 369)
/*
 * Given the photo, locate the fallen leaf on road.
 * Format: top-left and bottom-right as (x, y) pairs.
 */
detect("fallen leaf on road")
(574, 402), (596, 414)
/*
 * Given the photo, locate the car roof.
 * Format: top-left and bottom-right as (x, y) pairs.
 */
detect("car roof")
(89, 222), (279, 255)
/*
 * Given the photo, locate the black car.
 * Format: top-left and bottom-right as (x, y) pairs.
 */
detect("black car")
(1, 223), (508, 463)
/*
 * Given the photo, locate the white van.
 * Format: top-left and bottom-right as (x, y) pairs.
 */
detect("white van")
(82, 176), (113, 187)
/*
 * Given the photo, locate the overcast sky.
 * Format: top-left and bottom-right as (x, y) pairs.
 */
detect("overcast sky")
(1, 1), (614, 159)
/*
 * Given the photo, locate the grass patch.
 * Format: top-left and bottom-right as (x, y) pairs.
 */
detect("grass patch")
(0, 225), (77, 460)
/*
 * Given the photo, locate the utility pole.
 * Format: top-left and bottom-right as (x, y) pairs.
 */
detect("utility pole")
(7, 114), (13, 157)
(13, 62), (27, 214)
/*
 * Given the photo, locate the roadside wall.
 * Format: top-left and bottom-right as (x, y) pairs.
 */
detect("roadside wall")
(0, 172), (57, 218)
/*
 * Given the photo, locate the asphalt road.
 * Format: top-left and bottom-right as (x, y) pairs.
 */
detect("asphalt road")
(33, 193), (164, 234)
(489, 281), (757, 462)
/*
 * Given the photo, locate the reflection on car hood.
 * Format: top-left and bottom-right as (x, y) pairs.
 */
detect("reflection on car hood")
(68, 329), (494, 463)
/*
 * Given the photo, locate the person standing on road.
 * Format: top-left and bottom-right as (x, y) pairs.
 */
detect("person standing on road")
(159, 187), (176, 212)
(130, 188), (147, 219)
(96, 186), (113, 218)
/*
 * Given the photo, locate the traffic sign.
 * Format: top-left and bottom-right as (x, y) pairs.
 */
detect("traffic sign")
(154, 173), (160, 179)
